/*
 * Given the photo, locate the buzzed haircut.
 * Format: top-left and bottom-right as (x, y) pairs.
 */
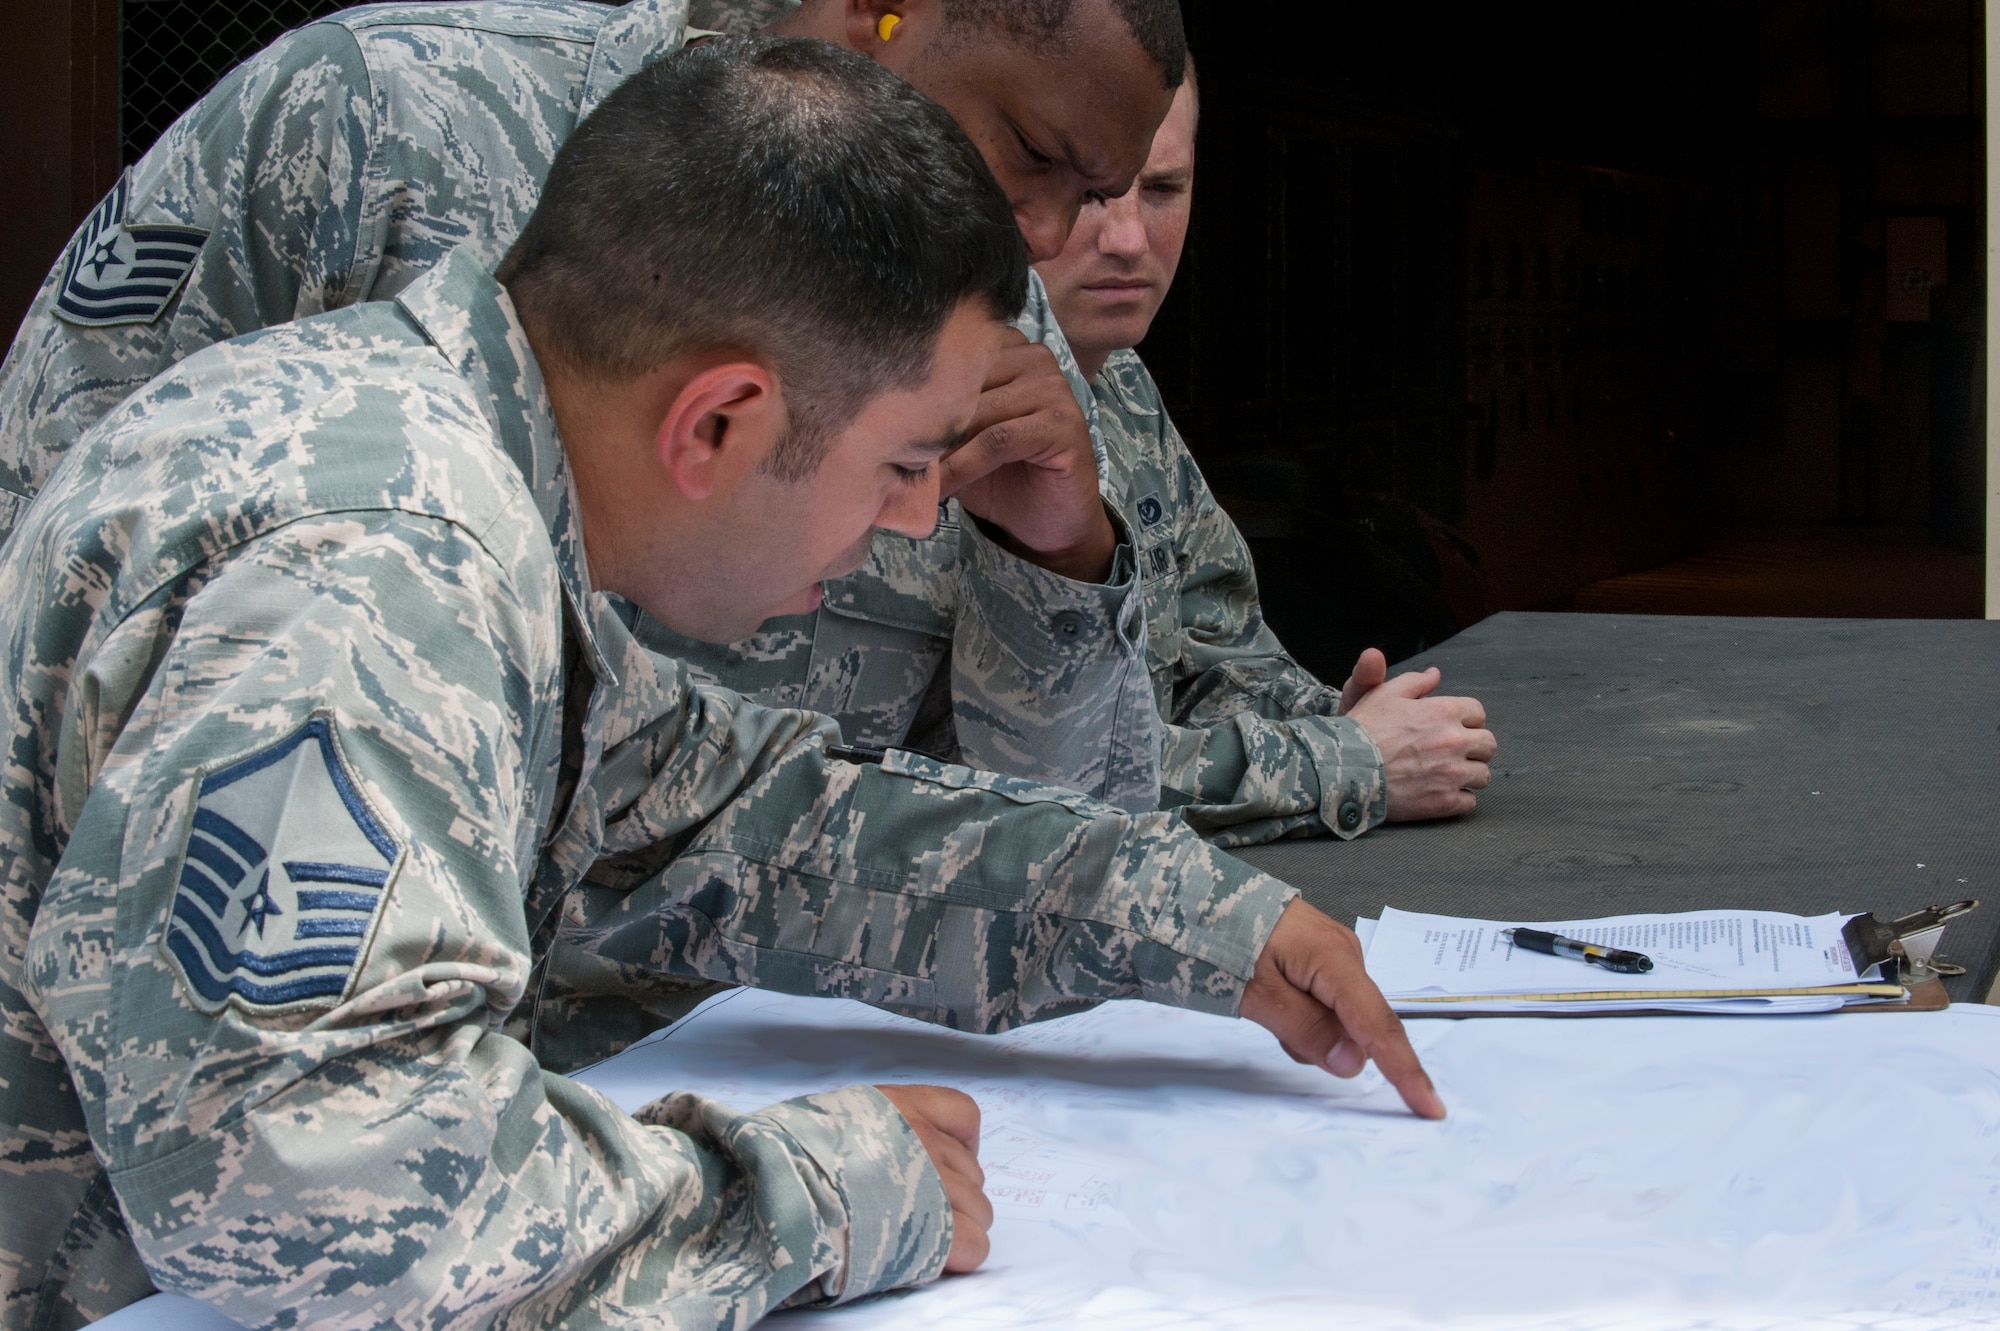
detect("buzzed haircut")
(498, 36), (1027, 480)
(941, 0), (1187, 88)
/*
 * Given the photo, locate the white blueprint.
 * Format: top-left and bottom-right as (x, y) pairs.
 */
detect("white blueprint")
(574, 992), (2000, 1331)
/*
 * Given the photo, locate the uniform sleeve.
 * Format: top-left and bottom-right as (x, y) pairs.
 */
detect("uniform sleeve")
(535, 599), (1299, 1045)
(945, 269), (1161, 814)
(1111, 359), (1390, 849)
(0, 19), (375, 545)
(508, 601), (1282, 1064)
(947, 513), (1160, 814)
(26, 515), (948, 1329)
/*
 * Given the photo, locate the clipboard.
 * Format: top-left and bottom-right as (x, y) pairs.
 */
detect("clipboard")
(1397, 979), (1948, 1018)
(1391, 903), (1972, 1018)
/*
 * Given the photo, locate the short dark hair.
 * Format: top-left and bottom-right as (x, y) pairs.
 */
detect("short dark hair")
(941, 0), (1186, 88)
(499, 36), (1027, 480)
(1182, 48), (1199, 134)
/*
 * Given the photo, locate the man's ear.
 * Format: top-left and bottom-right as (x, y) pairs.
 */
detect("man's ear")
(845, 0), (935, 59)
(654, 361), (780, 502)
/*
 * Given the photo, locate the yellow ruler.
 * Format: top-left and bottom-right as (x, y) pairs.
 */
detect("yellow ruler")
(1394, 983), (1908, 1004)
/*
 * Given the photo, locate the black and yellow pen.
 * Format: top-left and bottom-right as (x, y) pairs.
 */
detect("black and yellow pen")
(1502, 927), (1654, 974)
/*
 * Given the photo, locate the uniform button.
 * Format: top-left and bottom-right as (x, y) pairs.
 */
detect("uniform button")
(1051, 609), (1090, 641)
(1337, 799), (1364, 833)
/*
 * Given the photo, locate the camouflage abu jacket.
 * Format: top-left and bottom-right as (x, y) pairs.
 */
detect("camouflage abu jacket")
(0, 249), (1298, 1329)
(0, 0), (1161, 812)
(1091, 350), (1390, 847)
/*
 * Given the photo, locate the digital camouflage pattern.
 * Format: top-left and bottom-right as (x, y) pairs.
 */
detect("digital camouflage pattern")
(0, 0), (1160, 811)
(687, 0), (800, 32)
(0, 250), (1298, 1327)
(1092, 350), (1390, 847)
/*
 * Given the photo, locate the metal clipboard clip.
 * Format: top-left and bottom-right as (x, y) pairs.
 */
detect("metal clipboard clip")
(1841, 900), (1979, 984)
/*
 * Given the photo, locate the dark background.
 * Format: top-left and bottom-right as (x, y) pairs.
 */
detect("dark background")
(1155, 0), (1985, 679)
(1, 0), (1986, 682)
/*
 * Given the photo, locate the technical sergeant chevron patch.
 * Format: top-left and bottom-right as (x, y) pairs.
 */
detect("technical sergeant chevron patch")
(164, 715), (403, 1014)
(53, 173), (208, 328)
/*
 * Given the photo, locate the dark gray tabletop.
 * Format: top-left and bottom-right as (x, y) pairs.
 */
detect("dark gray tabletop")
(1231, 612), (2000, 1001)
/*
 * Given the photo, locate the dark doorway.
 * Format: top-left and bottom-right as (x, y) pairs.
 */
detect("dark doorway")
(1148, 0), (1984, 676)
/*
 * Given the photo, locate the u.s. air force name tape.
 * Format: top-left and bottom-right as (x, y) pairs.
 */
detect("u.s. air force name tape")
(54, 174), (208, 328)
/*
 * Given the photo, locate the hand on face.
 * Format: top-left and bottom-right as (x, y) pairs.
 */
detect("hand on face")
(1238, 899), (1446, 1119)
(938, 327), (1117, 583)
(1339, 648), (1497, 821)
(592, 302), (997, 645)
(874, 1084), (992, 1273)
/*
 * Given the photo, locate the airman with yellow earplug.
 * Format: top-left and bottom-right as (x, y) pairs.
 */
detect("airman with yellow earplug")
(878, 12), (900, 40)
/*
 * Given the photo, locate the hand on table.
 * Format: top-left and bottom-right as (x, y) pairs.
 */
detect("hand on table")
(938, 328), (1116, 584)
(874, 1084), (992, 1273)
(1238, 899), (1447, 1119)
(1338, 647), (1495, 821)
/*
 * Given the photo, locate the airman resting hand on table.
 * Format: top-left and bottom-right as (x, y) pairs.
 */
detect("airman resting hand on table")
(1032, 63), (1499, 844)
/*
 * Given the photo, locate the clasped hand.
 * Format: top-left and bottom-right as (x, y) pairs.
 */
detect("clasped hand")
(1339, 647), (1496, 821)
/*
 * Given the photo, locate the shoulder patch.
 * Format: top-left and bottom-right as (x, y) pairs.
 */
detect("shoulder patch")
(54, 175), (208, 328)
(164, 716), (403, 1014)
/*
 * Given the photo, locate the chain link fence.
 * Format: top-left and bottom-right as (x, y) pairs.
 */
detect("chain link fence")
(120, 0), (792, 165)
(122, 0), (355, 162)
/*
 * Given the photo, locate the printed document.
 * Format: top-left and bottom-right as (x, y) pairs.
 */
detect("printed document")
(1359, 906), (1897, 1013)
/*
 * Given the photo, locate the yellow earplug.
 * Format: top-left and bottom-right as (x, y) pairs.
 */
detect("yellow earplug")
(877, 13), (901, 40)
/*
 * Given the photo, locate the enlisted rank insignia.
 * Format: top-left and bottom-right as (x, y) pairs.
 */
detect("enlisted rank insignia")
(164, 716), (402, 1013)
(1135, 494), (1165, 527)
(53, 174), (207, 328)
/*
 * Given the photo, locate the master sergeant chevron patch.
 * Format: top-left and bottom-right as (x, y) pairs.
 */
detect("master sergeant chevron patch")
(164, 715), (403, 1014)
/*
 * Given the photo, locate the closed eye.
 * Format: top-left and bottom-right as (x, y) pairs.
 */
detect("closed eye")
(893, 462), (934, 486)
(1013, 125), (1056, 172)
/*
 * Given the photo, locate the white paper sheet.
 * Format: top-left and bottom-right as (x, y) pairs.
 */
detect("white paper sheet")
(1366, 906), (1861, 993)
(1353, 914), (1880, 1015)
(1364, 906), (1865, 998)
(572, 991), (2000, 1331)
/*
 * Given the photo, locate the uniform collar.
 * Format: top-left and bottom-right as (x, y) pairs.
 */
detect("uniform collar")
(394, 248), (616, 687)
(582, 0), (694, 118)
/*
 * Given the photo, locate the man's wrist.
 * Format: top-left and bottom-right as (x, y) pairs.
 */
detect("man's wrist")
(979, 504), (1118, 584)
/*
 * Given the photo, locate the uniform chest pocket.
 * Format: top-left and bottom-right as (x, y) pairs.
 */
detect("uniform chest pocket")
(820, 516), (960, 639)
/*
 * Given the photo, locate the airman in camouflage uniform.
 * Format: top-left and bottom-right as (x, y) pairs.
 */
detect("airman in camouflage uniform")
(0, 40), (1376, 1325)
(0, 0), (1166, 811)
(1090, 349), (1390, 846)
(1034, 73), (1499, 850)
